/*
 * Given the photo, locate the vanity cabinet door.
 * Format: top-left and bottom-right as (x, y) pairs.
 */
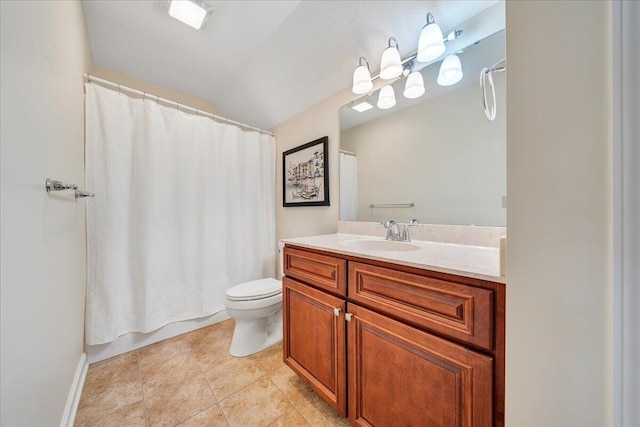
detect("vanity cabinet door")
(282, 276), (347, 416)
(347, 303), (493, 427)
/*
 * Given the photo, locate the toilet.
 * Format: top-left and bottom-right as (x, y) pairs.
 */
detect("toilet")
(224, 242), (284, 357)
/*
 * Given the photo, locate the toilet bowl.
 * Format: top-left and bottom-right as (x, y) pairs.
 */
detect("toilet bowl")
(224, 243), (284, 357)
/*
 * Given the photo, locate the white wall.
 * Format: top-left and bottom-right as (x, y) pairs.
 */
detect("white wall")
(0, 1), (92, 425)
(341, 80), (506, 226)
(91, 65), (222, 115)
(505, 1), (611, 425)
(272, 73), (392, 246)
(615, 1), (640, 424)
(272, 87), (353, 243)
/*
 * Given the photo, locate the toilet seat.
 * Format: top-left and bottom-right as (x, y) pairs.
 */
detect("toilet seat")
(225, 278), (282, 301)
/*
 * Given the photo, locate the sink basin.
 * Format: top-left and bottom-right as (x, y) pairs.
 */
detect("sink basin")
(339, 239), (421, 252)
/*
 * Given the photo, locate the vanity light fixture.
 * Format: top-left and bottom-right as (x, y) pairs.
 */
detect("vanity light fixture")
(168, 0), (213, 30)
(377, 85), (396, 109)
(352, 57), (374, 94)
(379, 38), (403, 80)
(351, 101), (374, 112)
(417, 12), (446, 62)
(437, 54), (463, 86)
(403, 62), (425, 99)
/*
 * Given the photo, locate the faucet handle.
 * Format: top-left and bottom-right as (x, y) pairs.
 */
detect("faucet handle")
(408, 219), (420, 226)
(382, 219), (397, 229)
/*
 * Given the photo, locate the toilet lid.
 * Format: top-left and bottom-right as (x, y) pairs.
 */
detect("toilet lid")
(226, 278), (282, 301)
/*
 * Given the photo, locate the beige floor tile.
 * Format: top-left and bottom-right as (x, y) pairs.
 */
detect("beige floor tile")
(176, 403), (230, 427)
(267, 406), (311, 427)
(76, 354), (143, 423)
(251, 341), (284, 375)
(296, 392), (350, 427)
(270, 364), (314, 407)
(221, 318), (235, 329)
(219, 377), (294, 427)
(145, 373), (216, 427)
(191, 335), (235, 371)
(185, 321), (233, 348)
(82, 352), (139, 396)
(204, 356), (266, 400)
(141, 352), (202, 397)
(137, 334), (192, 368)
(75, 399), (146, 427)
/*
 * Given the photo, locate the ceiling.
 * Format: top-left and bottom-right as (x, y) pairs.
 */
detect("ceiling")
(83, 0), (498, 130)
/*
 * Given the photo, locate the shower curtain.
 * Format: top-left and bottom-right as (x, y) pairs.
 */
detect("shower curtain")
(339, 152), (358, 221)
(84, 83), (276, 345)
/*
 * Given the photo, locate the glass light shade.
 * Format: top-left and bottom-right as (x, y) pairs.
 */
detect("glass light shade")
(437, 54), (463, 86)
(168, 0), (208, 30)
(403, 71), (425, 99)
(379, 46), (402, 80)
(417, 22), (445, 62)
(352, 64), (373, 94)
(377, 85), (396, 109)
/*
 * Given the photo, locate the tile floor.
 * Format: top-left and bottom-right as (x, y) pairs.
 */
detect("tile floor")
(75, 319), (350, 427)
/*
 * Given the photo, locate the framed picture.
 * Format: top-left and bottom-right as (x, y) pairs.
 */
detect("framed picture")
(283, 136), (330, 207)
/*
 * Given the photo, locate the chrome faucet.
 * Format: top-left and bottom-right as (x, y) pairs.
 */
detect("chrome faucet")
(383, 220), (401, 241)
(384, 219), (420, 242)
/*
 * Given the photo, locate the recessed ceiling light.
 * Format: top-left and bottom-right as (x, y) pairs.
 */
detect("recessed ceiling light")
(168, 0), (213, 30)
(351, 101), (374, 112)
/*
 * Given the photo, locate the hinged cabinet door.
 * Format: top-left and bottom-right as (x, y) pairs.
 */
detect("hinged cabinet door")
(347, 303), (494, 427)
(283, 276), (347, 416)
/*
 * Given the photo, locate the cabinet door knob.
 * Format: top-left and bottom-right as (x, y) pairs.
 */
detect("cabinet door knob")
(345, 313), (354, 322)
(333, 308), (341, 317)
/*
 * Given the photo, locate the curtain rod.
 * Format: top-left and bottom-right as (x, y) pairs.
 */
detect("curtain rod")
(84, 73), (274, 137)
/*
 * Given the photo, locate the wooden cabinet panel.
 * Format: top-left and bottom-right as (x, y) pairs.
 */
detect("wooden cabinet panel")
(349, 261), (495, 351)
(284, 246), (347, 296)
(282, 276), (347, 416)
(347, 304), (493, 427)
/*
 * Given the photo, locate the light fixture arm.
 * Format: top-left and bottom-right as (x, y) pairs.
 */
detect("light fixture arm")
(387, 37), (399, 49)
(359, 56), (370, 70)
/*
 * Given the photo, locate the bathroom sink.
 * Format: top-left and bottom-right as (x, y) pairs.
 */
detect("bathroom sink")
(339, 239), (421, 252)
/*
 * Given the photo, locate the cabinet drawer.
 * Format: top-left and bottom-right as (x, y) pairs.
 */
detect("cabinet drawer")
(283, 246), (347, 297)
(348, 262), (494, 350)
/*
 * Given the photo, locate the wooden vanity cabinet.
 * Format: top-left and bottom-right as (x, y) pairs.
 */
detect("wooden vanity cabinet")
(282, 245), (505, 427)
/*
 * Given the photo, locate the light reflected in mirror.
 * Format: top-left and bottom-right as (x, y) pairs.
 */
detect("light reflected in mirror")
(339, 29), (506, 227)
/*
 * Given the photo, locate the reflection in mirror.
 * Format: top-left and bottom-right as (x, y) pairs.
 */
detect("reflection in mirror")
(339, 27), (506, 227)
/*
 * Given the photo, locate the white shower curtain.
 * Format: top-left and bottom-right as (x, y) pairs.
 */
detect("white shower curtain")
(84, 83), (276, 345)
(339, 152), (358, 221)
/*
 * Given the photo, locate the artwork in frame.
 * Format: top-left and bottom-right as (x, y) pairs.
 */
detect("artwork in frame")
(283, 136), (330, 207)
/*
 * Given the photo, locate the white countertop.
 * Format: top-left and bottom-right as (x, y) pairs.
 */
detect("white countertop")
(281, 233), (505, 284)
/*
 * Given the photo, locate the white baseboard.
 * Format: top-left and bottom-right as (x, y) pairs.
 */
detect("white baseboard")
(60, 352), (88, 427)
(86, 310), (230, 364)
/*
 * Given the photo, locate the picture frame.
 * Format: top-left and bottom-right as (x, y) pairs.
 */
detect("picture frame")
(283, 136), (330, 207)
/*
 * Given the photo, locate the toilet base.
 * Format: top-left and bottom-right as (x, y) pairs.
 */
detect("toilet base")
(228, 308), (282, 357)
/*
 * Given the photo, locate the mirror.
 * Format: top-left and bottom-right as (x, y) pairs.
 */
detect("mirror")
(339, 27), (506, 227)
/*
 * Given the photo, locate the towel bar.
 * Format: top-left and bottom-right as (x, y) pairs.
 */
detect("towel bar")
(45, 178), (94, 199)
(369, 202), (415, 208)
(45, 178), (77, 192)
